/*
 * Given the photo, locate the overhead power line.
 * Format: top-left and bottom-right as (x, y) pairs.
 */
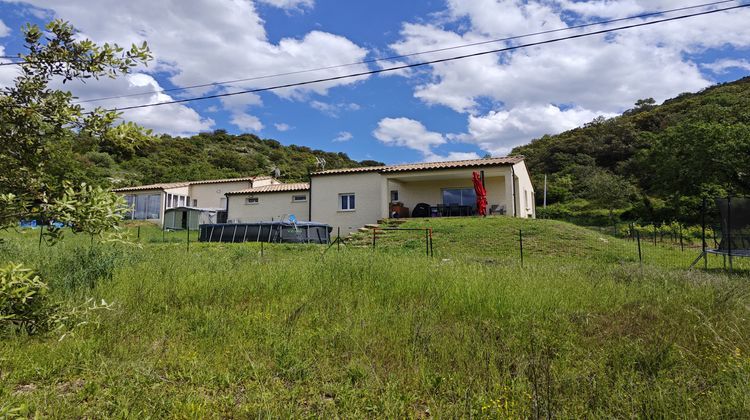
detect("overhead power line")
(104, 2), (750, 113)
(71, 0), (739, 105)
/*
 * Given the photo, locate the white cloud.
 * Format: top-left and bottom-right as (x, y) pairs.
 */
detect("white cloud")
(274, 122), (292, 131)
(424, 151), (482, 163)
(310, 100), (360, 117)
(387, 0), (750, 154)
(332, 131), (352, 142)
(7, 0), (369, 130)
(0, 19), (10, 37)
(453, 105), (612, 155)
(230, 112), (263, 132)
(70, 73), (215, 136)
(256, 0), (313, 11)
(703, 59), (750, 74)
(373, 117), (446, 159)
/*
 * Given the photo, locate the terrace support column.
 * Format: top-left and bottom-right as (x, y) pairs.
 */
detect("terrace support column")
(504, 169), (514, 217)
(380, 176), (391, 220)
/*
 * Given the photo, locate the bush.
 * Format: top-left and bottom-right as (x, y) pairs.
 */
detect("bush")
(0, 263), (58, 334)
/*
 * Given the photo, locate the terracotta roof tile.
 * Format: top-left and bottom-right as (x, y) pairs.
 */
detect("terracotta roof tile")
(112, 176), (276, 192)
(226, 182), (310, 195)
(112, 182), (190, 192)
(311, 156), (524, 176)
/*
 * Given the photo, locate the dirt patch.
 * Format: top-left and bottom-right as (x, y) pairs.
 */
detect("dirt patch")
(13, 383), (37, 395)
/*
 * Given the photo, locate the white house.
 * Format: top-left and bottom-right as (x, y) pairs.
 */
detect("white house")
(226, 156), (535, 233)
(113, 176), (280, 226)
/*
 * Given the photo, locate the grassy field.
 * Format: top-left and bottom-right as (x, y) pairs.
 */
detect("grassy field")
(1, 217), (749, 417)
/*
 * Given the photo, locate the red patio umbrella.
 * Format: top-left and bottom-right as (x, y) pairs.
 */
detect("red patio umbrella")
(472, 171), (488, 217)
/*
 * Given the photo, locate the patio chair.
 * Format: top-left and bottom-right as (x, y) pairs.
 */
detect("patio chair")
(436, 204), (446, 217)
(449, 204), (460, 217)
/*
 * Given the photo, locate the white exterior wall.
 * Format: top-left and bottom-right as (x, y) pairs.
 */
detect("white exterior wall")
(513, 161), (536, 218)
(227, 191), (309, 222)
(189, 181), (252, 209)
(310, 172), (385, 233)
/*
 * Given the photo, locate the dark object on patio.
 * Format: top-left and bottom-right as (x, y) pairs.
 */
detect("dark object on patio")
(690, 196), (750, 271)
(199, 221), (331, 244)
(412, 203), (431, 218)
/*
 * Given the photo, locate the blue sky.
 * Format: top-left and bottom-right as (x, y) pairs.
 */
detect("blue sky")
(1, 0), (749, 164)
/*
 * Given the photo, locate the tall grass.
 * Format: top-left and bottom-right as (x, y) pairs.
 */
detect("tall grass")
(1, 221), (749, 417)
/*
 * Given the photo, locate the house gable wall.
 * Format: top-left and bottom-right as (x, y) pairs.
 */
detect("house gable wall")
(310, 172), (384, 233)
(227, 191), (309, 222)
(189, 181), (252, 209)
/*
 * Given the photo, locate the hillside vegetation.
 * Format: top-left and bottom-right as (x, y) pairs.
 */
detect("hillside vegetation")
(512, 76), (750, 224)
(64, 130), (380, 188)
(2, 217), (749, 417)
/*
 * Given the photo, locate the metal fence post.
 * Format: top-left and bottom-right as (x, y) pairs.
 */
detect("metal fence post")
(679, 224), (684, 252)
(38, 223), (44, 249)
(372, 228), (376, 250)
(727, 195), (733, 273)
(702, 198), (707, 270)
(636, 230), (642, 268)
(519, 229), (524, 268)
(429, 228), (434, 257)
(137, 226), (141, 241)
(337, 227), (341, 251)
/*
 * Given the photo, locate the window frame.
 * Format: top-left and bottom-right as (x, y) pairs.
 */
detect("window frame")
(339, 193), (355, 211)
(291, 194), (307, 203)
(245, 197), (259, 205)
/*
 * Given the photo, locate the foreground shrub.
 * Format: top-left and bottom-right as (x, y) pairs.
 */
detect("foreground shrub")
(0, 263), (58, 334)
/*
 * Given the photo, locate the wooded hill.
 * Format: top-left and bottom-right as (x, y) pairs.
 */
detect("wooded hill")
(69, 130), (380, 188)
(511, 76), (750, 224)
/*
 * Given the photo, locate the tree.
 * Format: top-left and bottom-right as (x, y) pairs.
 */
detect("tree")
(583, 169), (636, 223)
(0, 20), (152, 232)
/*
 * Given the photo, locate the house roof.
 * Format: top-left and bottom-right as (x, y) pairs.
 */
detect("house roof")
(226, 182), (310, 195)
(112, 181), (190, 192)
(311, 156), (524, 176)
(112, 176), (275, 192)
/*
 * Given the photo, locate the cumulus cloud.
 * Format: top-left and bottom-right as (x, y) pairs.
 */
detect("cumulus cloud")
(387, 0), (750, 154)
(66, 73), (215, 136)
(310, 100), (361, 117)
(6, 0), (369, 134)
(373, 117), (446, 159)
(256, 0), (314, 11)
(332, 131), (353, 142)
(0, 19), (10, 37)
(274, 122), (292, 131)
(703, 59), (750, 74)
(230, 112), (263, 132)
(452, 105), (613, 155)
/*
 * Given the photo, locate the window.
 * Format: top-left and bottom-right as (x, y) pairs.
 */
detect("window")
(124, 195), (135, 218)
(442, 188), (476, 208)
(292, 195), (307, 203)
(172, 195), (178, 208)
(390, 190), (399, 202)
(220, 197), (227, 208)
(340, 193), (355, 211)
(179, 196), (185, 207)
(166, 194), (173, 209)
(193, 199), (198, 207)
(245, 197), (259, 205)
(131, 194), (161, 220)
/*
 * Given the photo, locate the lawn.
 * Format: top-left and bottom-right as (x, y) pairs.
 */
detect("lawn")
(1, 218), (749, 417)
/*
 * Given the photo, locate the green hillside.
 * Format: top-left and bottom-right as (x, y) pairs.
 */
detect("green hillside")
(66, 130), (380, 188)
(512, 76), (750, 224)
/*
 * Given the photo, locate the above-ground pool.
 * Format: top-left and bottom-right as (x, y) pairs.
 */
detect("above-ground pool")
(198, 222), (331, 244)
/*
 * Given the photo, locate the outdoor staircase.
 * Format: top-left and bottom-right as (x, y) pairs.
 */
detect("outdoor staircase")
(345, 219), (407, 247)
